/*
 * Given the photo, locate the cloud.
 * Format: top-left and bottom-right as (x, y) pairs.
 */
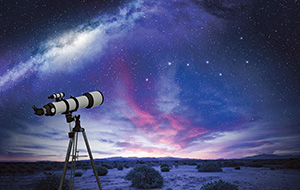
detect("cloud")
(191, 0), (251, 19)
(106, 61), (210, 155)
(0, 0), (145, 93)
(184, 119), (300, 159)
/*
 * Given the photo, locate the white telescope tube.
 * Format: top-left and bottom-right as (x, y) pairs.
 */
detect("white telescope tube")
(33, 91), (104, 116)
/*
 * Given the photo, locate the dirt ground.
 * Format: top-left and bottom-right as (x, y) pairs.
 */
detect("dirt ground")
(1, 165), (300, 190)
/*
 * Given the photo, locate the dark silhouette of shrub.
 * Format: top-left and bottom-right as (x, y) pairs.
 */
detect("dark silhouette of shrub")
(75, 171), (83, 177)
(27, 168), (35, 174)
(44, 166), (52, 170)
(201, 179), (238, 190)
(249, 163), (263, 168)
(284, 159), (300, 169)
(97, 166), (108, 176)
(101, 164), (113, 169)
(125, 164), (163, 189)
(160, 163), (170, 172)
(234, 166), (241, 170)
(117, 165), (124, 170)
(160, 163), (169, 168)
(198, 162), (222, 172)
(32, 175), (69, 190)
(161, 166), (170, 172)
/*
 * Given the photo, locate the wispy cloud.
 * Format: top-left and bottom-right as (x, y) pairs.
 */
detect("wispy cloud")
(184, 119), (300, 159)
(0, 0), (145, 92)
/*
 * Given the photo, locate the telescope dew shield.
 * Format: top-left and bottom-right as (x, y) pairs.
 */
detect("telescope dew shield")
(34, 91), (104, 116)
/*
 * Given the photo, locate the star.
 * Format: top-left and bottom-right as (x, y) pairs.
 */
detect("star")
(206, 61), (209, 64)
(168, 62), (172, 66)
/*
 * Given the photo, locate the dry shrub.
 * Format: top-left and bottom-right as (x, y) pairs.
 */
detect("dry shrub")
(125, 164), (163, 189)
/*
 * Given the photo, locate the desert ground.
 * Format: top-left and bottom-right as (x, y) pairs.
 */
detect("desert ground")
(0, 159), (300, 190)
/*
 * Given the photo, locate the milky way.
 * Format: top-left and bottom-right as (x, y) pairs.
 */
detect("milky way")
(0, 0), (299, 161)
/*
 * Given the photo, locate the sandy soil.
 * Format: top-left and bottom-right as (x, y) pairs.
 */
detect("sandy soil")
(1, 165), (300, 189)
(75, 166), (300, 190)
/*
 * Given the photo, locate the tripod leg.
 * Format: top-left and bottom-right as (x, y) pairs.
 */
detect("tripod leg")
(70, 132), (79, 190)
(82, 130), (102, 190)
(59, 138), (73, 190)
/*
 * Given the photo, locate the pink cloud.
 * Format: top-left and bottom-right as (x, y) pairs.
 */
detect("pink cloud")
(110, 58), (210, 155)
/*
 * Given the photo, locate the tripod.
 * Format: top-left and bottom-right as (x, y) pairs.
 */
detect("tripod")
(59, 113), (102, 190)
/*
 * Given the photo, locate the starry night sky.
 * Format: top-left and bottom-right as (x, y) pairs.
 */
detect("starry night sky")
(0, 0), (299, 161)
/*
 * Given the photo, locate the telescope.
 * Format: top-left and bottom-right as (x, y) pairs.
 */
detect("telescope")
(32, 90), (104, 116)
(32, 90), (104, 190)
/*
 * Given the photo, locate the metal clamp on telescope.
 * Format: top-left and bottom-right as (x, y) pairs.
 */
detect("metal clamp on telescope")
(32, 90), (104, 190)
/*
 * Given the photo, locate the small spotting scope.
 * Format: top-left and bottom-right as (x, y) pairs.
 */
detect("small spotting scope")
(32, 91), (104, 116)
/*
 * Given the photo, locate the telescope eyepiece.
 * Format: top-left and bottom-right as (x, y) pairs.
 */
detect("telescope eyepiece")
(32, 105), (45, 116)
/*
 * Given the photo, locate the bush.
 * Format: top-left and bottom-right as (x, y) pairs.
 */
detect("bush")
(161, 166), (170, 172)
(284, 159), (300, 169)
(102, 164), (113, 169)
(198, 162), (222, 172)
(97, 166), (108, 176)
(160, 164), (170, 172)
(201, 180), (238, 190)
(234, 166), (241, 170)
(160, 163), (169, 168)
(75, 172), (83, 177)
(117, 165), (124, 170)
(32, 175), (69, 190)
(44, 166), (52, 170)
(248, 163), (263, 168)
(125, 164), (164, 189)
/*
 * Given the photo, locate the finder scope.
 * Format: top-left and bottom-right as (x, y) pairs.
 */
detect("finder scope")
(32, 91), (104, 116)
(48, 92), (65, 99)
